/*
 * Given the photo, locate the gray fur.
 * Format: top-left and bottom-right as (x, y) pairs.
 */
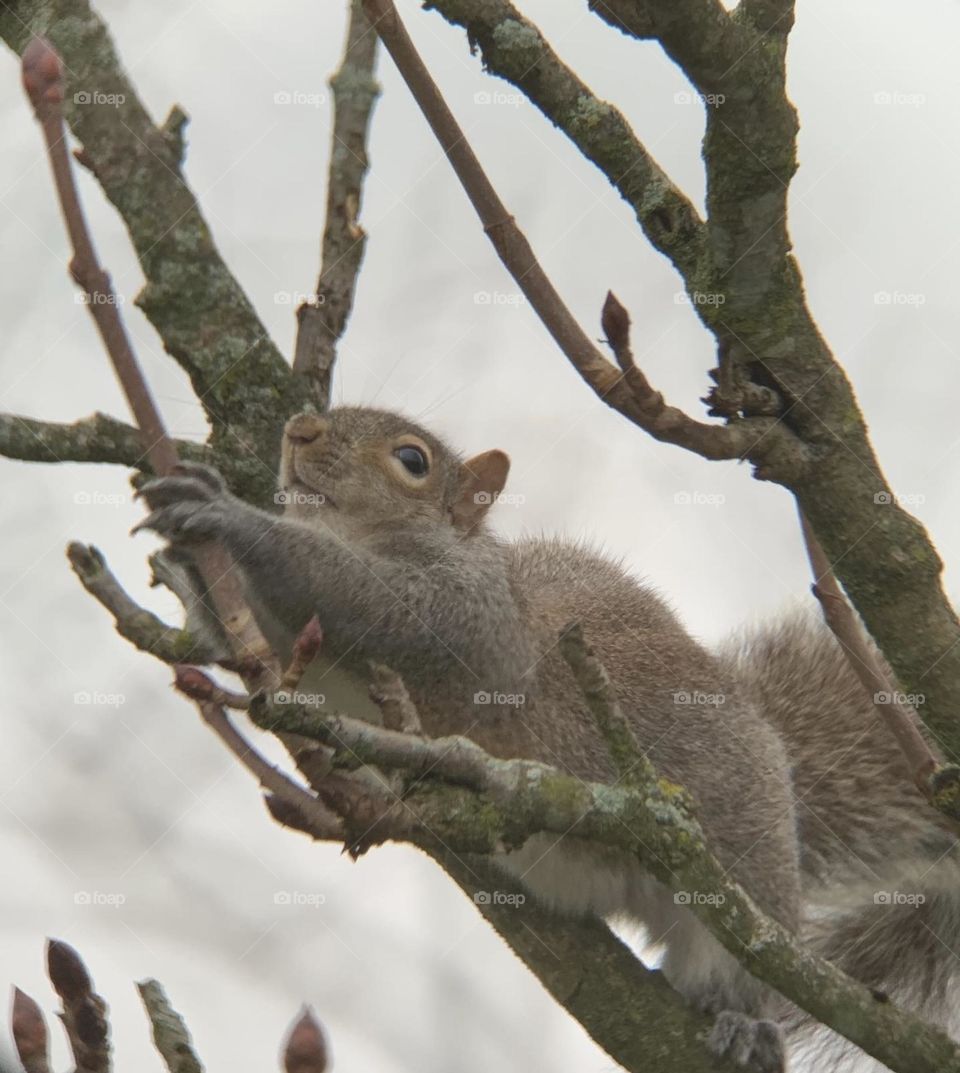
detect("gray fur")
(136, 407), (960, 1071)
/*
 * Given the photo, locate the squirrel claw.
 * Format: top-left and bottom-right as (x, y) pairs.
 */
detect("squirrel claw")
(137, 474), (219, 511)
(132, 501), (224, 544)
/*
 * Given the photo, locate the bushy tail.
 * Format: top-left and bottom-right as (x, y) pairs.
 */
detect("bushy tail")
(719, 611), (960, 1057)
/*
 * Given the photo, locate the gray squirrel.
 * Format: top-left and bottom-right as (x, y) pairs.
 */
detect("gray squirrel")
(136, 407), (960, 1072)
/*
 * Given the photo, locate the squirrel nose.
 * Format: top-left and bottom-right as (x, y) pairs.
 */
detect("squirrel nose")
(285, 413), (328, 445)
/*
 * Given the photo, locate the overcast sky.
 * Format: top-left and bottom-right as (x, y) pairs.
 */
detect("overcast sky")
(2, 1), (959, 1070)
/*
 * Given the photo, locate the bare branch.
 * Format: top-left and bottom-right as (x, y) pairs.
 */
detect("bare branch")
(588, 0), (749, 90)
(362, 1), (803, 472)
(67, 542), (216, 665)
(429, 849), (740, 1073)
(422, 0), (706, 277)
(22, 36), (280, 691)
(735, 0), (796, 34)
(0, 411), (205, 470)
(798, 510), (940, 790)
(177, 678), (343, 840)
(558, 621), (656, 786)
(293, 0), (380, 409)
(2, 5), (296, 469)
(252, 692), (960, 1073)
(136, 980), (204, 1073)
(598, 292), (805, 470)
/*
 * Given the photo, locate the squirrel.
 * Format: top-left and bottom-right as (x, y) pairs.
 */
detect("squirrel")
(136, 406), (959, 1073)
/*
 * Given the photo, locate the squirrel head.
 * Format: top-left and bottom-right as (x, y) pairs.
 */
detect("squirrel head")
(279, 407), (510, 537)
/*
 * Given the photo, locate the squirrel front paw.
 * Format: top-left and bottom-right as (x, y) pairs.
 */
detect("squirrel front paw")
(708, 1011), (785, 1073)
(134, 463), (233, 544)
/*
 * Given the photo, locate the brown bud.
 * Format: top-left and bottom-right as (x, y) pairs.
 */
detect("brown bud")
(293, 616), (324, 665)
(600, 290), (630, 352)
(47, 939), (91, 1004)
(21, 37), (65, 113)
(11, 987), (49, 1071)
(173, 664), (216, 700)
(284, 1006), (329, 1073)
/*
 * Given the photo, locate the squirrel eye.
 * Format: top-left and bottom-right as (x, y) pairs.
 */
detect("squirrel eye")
(394, 445), (429, 477)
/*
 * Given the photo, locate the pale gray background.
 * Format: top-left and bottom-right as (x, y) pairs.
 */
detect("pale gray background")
(1, 0), (958, 1069)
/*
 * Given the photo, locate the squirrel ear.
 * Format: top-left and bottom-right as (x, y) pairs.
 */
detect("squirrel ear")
(451, 450), (510, 531)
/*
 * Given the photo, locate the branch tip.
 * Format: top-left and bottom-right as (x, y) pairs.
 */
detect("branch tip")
(21, 37), (64, 115)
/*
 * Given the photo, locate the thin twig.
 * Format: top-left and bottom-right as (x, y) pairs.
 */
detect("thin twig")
(558, 621), (657, 787)
(173, 669), (342, 838)
(360, 1), (801, 470)
(798, 509), (939, 789)
(22, 37), (280, 691)
(293, 0), (380, 409)
(67, 543), (218, 666)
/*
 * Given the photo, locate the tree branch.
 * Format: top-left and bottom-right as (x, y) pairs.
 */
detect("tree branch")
(0, 411), (204, 469)
(429, 849), (740, 1073)
(798, 510), (945, 794)
(22, 35), (281, 691)
(67, 542), (216, 666)
(414, 0), (960, 767)
(292, 0), (380, 409)
(589, 0), (749, 91)
(251, 690), (960, 1073)
(1, 0), (300, 498)
(363, 0), (805, 472)
(422, 0), (706, 279)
